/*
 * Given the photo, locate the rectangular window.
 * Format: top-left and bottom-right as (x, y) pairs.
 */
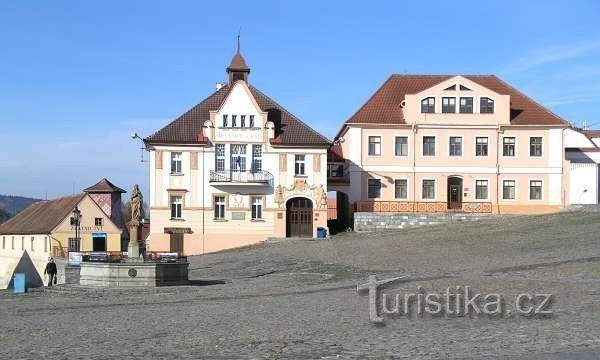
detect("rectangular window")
(476, 137), (489, 156)
(231, 114), (237, 127)
(530, 137), (543, 157)
(530, 180), (542, 200)
(368, 179), (381, 199)
(395, 136), (408, 156)
(249, 115), (255, 128)
(449, 137), (462, 156)
(95, 218), (103, 227)
(215, 144), (225, 171)
(240, 115), (246, 127)
(2, 236), (4, 249)
(295, 155), (306, 175)
(442, 97), (456, 113)
(68, 238), (80, 252)
(44, 236), (48, 252)
(222, 114), (228, 127)
(503, 137), (516, 156)
(214, 196), (225, 219)
(31, 236), (35, 252)
(421, 97), (435, 113)
(230, 144), (247, 171)
(251, 145), (262, 171)
(21, 236), (24, 250)
(480, 97), (494, 113)
(475, 180), (488, 200)
(170, 196), (182, 219)
(11, 236), (14, 250)
(422, 180), (435, 199)
(170, 152), (182, 173)
(459, 97), (473, 113)
(368, 136), (381, 156)
(328, 163), (344, 177)
(251, 196), (263, 219)
(423, 136), (436, 156)
(503, 180), (516, 200)
(394, 179), (408, 199)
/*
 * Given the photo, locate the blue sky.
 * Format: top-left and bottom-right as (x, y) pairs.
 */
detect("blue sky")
(1, 0), (600, 199)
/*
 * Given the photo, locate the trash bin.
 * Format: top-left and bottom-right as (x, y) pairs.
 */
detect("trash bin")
(13, 273), (25, 294)
(317, 227), (327, 239)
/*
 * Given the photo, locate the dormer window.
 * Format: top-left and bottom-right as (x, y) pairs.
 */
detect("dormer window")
(241, 115), (246, 127)
(223, 114), (228, 127)
(421, 97), (435, 113)
(459, 97), (473, 113)
(459, 85), (471, 91)
(231, 115), (237, 127)
(444, 84), (457, 91)
(480, 97), (494, 113)
(442, 97), (456, 113)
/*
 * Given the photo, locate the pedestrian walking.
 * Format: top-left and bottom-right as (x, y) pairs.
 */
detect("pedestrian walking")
(44, 258), (58, 287)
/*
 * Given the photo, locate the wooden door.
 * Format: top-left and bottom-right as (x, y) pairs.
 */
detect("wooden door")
(286, 198), (313, 237)
(169, 233), (184, 255)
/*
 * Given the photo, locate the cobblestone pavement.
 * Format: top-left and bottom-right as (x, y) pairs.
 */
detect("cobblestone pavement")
(1, 211), (600, 359)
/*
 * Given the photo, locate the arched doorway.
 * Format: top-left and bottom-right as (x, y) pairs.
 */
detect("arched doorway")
(447, 176), (463, 210)
(286, 197), (313, 237)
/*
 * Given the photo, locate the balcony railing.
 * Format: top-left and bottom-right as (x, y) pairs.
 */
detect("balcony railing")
(209, 169), (274, 185)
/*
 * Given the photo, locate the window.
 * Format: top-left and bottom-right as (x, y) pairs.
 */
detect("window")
(503, 137), (516, 156)
(459, 97), (473, 113)
(251, 145), (262, 171)
(231, 115), (237, 127)
(240, 115), (246, 127)
(395, 136), (408, 156)
(422, 180), (435, 199)
(368, 179), (381, 198)
(423, 136), (436, 156)
(444, 84), (457, 91)
(11, 236), (14, 250)
(530, 137), (543, 157)
(170, 196), (183, 219)
(475, 180), (489, 200)
(449, 137), (462, 156)
(171, 152), (182, 173)
(530, 180), (542, 200)
(394, 179), (408, 199)
(295, 155), (306, 175)
(328, 163), (344, 177)
(222, 114), (228, 127)
(249, 115), (255, 128)
(21, 236), (24, 250)
(214, 196), (225, 219)
(231, 144), (247, 171)
(2, 236), (4, 249)
(459, 85), (471, 91)
(442, 97), (456, 113)
(476, 137), (489, 156)
(95, 218), (103, 227)
(215, 144), (225, 171)
(251, 197), (263, 220)
(68, 238), (80, 252)
(503, 180), (516, 200)
(368, 136), (381, 156)
(421, 97), (435, 113)
(31, 236), (35, 251)
(44, 236), (48, 252)
(480, 97), (494, 113)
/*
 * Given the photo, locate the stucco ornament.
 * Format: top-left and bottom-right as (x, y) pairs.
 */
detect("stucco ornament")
(130, 184), (144, 224)
(274, 179), (327, 209)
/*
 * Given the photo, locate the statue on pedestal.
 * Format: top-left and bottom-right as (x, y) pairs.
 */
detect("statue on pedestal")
(127, 184), (144, 262)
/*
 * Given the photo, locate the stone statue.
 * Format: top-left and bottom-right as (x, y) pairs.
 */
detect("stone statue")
(130, 184), (144, 224)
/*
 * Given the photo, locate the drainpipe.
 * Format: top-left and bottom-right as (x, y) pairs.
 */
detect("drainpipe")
(496, 126), (501, 214)
(412, 123), (417, 211)
(202, 146), (205, 255)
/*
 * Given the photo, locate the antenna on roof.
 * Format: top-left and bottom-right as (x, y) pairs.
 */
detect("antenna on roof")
(237, 29), (241, 53)
(582, 120), (589, 131)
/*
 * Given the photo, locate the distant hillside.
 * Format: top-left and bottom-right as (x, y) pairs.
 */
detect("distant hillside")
(0, 208), (9, 223)
(0, 194), (42, 219)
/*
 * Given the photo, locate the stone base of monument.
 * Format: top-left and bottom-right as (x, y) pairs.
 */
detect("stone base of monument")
(79, 262), (189, 287)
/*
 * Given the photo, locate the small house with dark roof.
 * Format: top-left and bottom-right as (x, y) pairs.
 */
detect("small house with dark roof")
(144, 45), (330, 255)
(0, 180), (126, 288)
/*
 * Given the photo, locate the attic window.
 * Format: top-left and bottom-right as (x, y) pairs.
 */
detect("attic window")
(459, 85), (471, 91)
(444, 85), (456, 91)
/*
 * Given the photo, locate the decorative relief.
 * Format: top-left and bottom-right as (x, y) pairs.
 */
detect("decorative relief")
(274, 179), (327, 209)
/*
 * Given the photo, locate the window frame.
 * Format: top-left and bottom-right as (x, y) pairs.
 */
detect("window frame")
(213, 195), (226, 220)
(215, 144), (226, 171)
(240, 115), (246, 128)
(475, 137), (489, 157)
(367, 178), (382, 199)
(251, 196), (263, 220)
(421, 97), (436, 113)
(422, 179), (436, 200)
(170, 195), (183, 219)
(475, 179), (489, 200)
(249, 115), (255, 128)
(459, 97), (474, 113)
(170, 152), (183, 174)
(94, 217), (103, 227)
(251, 144), (262, 172)
(394, 179), (408, 199)
(368, 136), (382, 156)
(394, 136), (409, 156)
(529, 136), (543, 157)
(502, 179), (517, 200)
(222, 114), (228, 127)
(31, 236), (35, 252)
(441, 97), (456, 113)
(230, 144), (247, 172)
(529, 179), (543, 200)
(480, 97), (495, 114)
(231, 114), (237, 127)
(502, 137), (516, 157)
(294, 154), (306, 176)
(449, 136), (463, 156)
(422, 136), (436, 156)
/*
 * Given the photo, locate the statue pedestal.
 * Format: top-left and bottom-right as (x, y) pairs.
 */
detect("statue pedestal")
(127, 221), (143, 263)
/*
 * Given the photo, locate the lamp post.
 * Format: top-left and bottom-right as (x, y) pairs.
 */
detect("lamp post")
(72, 206), (82, 251)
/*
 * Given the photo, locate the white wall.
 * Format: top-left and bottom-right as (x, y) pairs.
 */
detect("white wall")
(569, 162), (599, 204)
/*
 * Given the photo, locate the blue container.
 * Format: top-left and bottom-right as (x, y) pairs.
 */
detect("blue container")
(13, 273), (25, 294)
(317, 227), (327, 239)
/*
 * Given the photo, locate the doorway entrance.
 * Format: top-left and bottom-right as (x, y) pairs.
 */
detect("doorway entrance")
(286, 197), (313, 237)
(169, 233), (184, 255)
(447, 176), (463, 210)
(92, 233), (107, 251)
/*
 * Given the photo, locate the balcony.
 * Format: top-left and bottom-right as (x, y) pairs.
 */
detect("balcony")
(209, 170), (274, 185)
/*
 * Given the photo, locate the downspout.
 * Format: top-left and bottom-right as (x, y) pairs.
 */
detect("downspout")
(202, 146), (205, 255)
(496, 126), (501, 214)
(412, 123), (417, 211)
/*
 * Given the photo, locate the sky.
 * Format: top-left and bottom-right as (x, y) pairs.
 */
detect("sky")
(1, 0), (600, 199)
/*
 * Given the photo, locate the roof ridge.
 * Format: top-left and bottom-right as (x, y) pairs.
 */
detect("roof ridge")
(343, 75), (395, 130)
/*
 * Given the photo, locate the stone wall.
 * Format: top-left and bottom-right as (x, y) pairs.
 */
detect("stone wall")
(354, 212), (491, 232)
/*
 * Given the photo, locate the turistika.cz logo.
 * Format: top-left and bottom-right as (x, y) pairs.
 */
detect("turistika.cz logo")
(357, 276), (553, 323)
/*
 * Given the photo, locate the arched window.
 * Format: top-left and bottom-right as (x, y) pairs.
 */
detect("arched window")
(480, 97), (494, 113)
(421, 97), (435, 113)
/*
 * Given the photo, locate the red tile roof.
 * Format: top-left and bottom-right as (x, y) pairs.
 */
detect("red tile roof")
(0, 194), (85, 235)
(344, 75), (568, 127)
(83, 178), (126, 194)
(227, 51), (250, 71)
(145, 83), (330, 147)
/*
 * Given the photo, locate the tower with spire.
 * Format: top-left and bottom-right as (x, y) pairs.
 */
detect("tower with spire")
(226, 34), (250, 84)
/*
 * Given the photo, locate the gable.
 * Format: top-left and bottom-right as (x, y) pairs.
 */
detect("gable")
(52, 195), (122, 235)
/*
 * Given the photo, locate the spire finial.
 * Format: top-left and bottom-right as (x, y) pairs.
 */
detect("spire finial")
(237, 29), (241, 53)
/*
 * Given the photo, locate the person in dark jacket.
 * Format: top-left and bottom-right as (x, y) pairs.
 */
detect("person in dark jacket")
(44, 258), (58, 287)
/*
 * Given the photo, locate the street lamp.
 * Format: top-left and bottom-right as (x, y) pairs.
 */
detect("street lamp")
(131, 132), (150, 163)
(72, 206), (82, 251)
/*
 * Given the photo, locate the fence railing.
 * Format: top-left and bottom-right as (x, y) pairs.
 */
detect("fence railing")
(354, 201), (493, 213)
(209, 169), (274, 184)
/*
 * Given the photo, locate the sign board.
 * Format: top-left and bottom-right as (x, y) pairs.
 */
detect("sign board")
(68, 252), (83, 267)
(215, 128), (263, 142)
(231, 212), (246, 220)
